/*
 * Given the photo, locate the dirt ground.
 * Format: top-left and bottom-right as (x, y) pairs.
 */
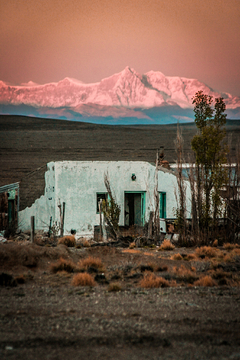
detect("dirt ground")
(0, 240), (240, 360)
(1, 115), (240, 187)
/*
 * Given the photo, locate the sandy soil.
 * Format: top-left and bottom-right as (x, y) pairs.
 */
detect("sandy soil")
(0, 241), (240, 360)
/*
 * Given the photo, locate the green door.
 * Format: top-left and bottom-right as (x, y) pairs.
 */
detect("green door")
(159, 192), (166, 218)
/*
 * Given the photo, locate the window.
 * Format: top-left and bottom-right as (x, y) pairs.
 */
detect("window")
(159, 192), (166, 218)
(96, 193), (107, 213)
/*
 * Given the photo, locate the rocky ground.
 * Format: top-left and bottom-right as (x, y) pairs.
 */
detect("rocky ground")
(0, 238), (240, 360)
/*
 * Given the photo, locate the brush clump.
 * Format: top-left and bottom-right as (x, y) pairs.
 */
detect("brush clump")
(72, 273), (96, 287)
(58, 235), (76, 247)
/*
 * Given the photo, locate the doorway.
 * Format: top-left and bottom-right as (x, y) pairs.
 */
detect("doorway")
(124, 192), (145, 226)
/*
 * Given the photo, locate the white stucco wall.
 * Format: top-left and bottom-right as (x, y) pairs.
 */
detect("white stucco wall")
(19, 160), (191, 236)
(19, 163), (55, 232)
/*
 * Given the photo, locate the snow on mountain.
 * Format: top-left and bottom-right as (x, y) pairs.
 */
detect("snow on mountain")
(0, 67), (239, 122)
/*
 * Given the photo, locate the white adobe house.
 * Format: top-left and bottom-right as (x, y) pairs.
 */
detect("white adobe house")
(19, 161), (191, 237)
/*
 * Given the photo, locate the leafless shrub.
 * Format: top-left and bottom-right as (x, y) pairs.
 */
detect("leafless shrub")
(171, 253), (183, 260)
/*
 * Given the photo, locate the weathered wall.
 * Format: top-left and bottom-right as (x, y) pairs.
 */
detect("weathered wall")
(19, 163), (55, 232)
(20, 165), (47, 211)
(19, 160), (191, 236)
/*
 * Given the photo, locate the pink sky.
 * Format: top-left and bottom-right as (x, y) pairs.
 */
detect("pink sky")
(0, 0), (240, 96)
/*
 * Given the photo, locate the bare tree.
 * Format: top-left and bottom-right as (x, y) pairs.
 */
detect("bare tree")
(153, 150), (160, 239)
(102, 172), (121, 240)
(174, 123), (187, 240)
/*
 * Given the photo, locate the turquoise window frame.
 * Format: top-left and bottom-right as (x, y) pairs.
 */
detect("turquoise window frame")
(159, 192), (166, 218)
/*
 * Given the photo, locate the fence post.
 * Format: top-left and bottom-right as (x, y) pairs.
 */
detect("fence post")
(31, 216), (35, 243)
(60, 202), (65, 237)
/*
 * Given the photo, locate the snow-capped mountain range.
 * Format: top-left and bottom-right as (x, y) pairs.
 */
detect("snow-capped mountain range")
(0, 67), (239, 124)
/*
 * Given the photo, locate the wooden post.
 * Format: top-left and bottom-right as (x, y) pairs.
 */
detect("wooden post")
(148, 211), (154, 239)
(99, 199), (102, 240)
(60, 202), (65, 237)
(31, 216), (35, 243)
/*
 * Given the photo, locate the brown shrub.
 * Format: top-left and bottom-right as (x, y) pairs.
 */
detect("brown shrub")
(223, 243), (237, 251)
(195, 246), (218, 259)
(211, 269), (231, 278)
(193, 275), (217, 287)
(184, 253), (198, 261)
(129, 242), (136, 249)
(72, 273), (95, 287)
(173, 265), (198, 284)
(223, 253), (235, 263)
(171, 253), (183, 261)
(50, 257), (75, 273)
(159, 239), (175, 251)
(108, 283), (122, 292)
(140, 273), (171, 288)
(58, 236), (76, 247)
(77, 256), (105, 272)
(83, 240), (90, 247)
(212, 239), (218, 247)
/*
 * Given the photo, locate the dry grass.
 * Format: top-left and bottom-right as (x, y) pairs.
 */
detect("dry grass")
(108, 282), (122, 292)
(58, 235), (76, 247)
(173, 265), (198, 284)
(195, 246), (219, 259)
(212, 239), (218, 247)
(223, 243), (238, 251)
(50, 257), (76, 273)
(122, 249), (141, 254)
(171, 253), (183, 261)
(193, 275), (217, 287)
(129, 242), (136, 249)
(159, 239), (175, 251)
(71, 273), (95, 287)
(77, 256), (105, 272)
(223, 253), (235, 262)
(139, 272), (177, 288)
(83, 240), (91, 247)
(184, 253), (198, 261)
(143, 252), (155, 257)
(139, 273), (172, 288)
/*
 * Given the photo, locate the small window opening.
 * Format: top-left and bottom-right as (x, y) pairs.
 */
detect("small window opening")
(96, 193), (108, 213)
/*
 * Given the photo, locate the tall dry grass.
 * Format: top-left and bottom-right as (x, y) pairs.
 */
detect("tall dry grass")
(58, 235), (76, 247)
(159, 239), (175, 251)
(77, 256), (105, 272)
(50, 257), (75, 273)
(139, 273), (176, 288)
(72, 273), (95, 287)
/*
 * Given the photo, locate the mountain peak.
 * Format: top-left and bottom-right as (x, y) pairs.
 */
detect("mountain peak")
(0, 68), (239, 123)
